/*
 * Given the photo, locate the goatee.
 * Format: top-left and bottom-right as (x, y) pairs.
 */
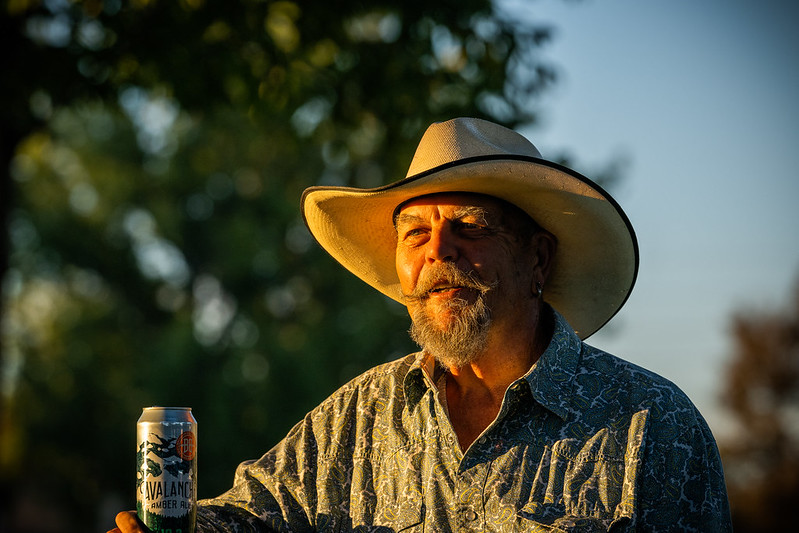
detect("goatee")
(404, 263), (496, 368)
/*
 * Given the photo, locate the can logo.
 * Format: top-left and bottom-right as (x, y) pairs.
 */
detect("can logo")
(176, 431), (196, 461)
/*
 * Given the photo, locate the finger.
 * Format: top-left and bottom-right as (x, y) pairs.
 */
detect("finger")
(115, 511), (144, 533)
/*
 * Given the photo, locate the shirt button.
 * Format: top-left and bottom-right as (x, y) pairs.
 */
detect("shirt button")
(464, 509), (478, 521)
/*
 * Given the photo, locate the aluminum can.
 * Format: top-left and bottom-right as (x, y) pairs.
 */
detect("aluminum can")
(137, 407), (197, 533)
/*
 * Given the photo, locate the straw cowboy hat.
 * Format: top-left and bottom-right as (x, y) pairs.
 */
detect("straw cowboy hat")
(301, 117), (638, 339)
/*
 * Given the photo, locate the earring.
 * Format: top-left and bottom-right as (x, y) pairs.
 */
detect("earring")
(535, 281), (543, 298)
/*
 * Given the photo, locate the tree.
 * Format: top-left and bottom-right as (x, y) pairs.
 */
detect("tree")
(720, 277), (799, 531)
(1, 1), (560, 531)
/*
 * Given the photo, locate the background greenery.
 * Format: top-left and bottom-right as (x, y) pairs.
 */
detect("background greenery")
(1, 1), (797, 532)
(2, 1), (556, 531)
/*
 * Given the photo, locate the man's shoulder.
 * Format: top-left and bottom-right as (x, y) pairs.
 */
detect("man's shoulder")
(579, 344), (706, 433)
(580, 344), (681, 389)
(548, 310), (694, 409)
(345, 352), (420, 387)
(314, 353), (419, 409)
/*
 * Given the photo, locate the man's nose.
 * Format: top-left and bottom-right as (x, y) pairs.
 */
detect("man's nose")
(425, 226), (458, 263)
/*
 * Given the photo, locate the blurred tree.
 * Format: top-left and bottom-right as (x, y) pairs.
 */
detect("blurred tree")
(720, 277), (799, 532)
(1, 1), (563, 532)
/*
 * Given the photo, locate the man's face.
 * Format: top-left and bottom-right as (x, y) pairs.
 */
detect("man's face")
(394, 193), (538, 367)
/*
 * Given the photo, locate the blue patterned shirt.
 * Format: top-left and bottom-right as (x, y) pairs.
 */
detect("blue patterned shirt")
(197, 310), (732, 532)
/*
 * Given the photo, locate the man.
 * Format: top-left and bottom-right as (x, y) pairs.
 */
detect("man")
(112, 118), (732, 532)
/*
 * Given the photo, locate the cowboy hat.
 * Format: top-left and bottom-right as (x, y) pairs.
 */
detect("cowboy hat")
(301, 117), (638, 339)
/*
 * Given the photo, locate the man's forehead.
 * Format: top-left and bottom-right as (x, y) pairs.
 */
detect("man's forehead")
(394, 192), (504, 219)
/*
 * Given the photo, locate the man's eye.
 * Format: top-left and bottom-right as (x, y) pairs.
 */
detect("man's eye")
(458, 222), (490, 234)
(401, 228), (428, 241)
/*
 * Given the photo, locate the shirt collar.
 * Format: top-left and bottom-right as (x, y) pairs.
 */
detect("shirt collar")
(521, 308), (583, 420)
(402, 308), (583, 420)
(403, 352), (442, 410)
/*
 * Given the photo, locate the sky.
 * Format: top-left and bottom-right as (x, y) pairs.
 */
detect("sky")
(499, 0), (799, 438)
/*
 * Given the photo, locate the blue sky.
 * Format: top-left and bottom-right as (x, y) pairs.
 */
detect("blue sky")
(499, 0), (799, 437)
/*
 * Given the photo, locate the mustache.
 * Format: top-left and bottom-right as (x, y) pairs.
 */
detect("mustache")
(402, 263), (496, 303)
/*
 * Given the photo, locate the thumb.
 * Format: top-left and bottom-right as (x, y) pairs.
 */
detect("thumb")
(114, 511), (147, 533)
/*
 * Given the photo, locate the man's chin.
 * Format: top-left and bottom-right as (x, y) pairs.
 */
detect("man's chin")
(422, 310), (464, 332)
(424, 295), (475, 315)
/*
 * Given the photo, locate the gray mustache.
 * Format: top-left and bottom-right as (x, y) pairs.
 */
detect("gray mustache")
(403, 263), (496, 302)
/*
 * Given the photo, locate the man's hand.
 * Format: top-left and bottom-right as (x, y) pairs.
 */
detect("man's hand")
(106, 511), (147, 533)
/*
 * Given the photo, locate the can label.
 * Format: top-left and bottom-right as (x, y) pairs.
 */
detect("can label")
(137, 407), (197, 533)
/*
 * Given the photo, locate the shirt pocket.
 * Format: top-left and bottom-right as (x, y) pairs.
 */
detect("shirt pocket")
(365, 445), (427, 531)
(540, 436), (626, 516)
(371, 497), (425, 532)
(516, 419), (646, 530)
(394, 504), (425, 532)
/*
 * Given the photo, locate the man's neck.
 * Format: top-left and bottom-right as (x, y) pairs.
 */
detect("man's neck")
(444, 304), (553, 451)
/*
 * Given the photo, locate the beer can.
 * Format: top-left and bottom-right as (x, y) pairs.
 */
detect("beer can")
(137, 407), (197, 533)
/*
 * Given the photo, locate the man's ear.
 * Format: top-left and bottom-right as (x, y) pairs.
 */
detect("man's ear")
(531, 230), (557, 289)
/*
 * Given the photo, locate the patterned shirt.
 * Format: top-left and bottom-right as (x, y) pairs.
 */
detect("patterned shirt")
(197, 310), (732, 532)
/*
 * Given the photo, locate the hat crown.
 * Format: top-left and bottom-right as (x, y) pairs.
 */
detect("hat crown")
(406, 118), (543, 177)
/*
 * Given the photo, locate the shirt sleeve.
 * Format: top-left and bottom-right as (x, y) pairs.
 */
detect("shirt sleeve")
(637, 411), (732, 532)
(195, 410), (323, 533)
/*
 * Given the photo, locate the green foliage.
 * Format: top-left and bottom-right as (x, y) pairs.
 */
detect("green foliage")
(1, 1), (558, 531)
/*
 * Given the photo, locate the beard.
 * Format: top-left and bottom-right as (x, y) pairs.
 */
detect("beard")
(404, 263), (496, 368)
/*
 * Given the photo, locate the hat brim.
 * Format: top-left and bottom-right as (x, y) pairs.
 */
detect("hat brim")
(301, 154), (639, 339)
